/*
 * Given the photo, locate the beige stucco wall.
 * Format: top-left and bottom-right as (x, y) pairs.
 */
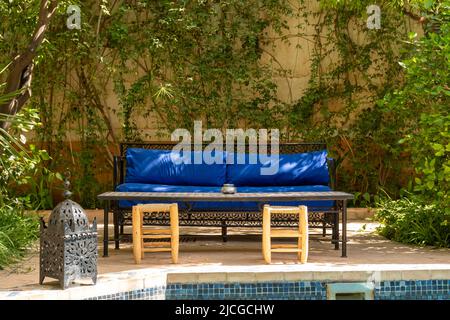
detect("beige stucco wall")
(33, 2), (422, 144)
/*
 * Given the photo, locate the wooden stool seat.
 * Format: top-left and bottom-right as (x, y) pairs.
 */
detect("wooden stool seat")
(262, 205), (309, 264)
(132, 203), (179, 264)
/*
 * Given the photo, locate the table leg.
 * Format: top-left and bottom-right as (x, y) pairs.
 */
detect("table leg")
(221, 222), (228, 243)
(322, 220), (326, 237)
(342, 200), (347, 258)
(103, 201), (110, 257)
(114, 210), (120, 250)
(333, 210), (339, 250)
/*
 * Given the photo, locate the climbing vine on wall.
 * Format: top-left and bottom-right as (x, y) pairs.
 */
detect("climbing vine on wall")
(25, 0), (117, 207)
(110, 0), (295, 140)
(287, 1), (417, 201)
(104, 0), (421, 205)
(33, 0), (297, 206)
(1, 1), (431, 207)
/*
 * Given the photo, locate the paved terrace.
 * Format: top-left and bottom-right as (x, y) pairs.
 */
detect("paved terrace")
(0, 209), (449, 299)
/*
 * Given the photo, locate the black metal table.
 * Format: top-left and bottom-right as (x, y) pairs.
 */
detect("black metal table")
(97, 191), (353, 258)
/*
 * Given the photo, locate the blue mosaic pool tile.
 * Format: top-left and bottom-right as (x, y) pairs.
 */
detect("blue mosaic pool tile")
(374, 279), (450, 300)
(84, 279), (450, 300)
(163, 281), (329, 300)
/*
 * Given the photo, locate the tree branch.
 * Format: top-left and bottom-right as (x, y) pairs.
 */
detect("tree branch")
(402, 8), (424, 23)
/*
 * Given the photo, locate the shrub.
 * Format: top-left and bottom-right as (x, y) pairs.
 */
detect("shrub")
(403, 113), (449, 203)
(0, 205), (39, 269)
(375, 196), (449, 248)
(374, 11), (449, 246)
(0, 77), (52, 268)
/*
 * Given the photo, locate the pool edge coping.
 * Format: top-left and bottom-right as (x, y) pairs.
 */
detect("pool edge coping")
(1, 264), (450, 300)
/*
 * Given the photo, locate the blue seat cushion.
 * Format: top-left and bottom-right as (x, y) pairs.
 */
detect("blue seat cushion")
(116, 183), (334, 211)
(226, 150), (330, 186)
(125, 148), (226, 186)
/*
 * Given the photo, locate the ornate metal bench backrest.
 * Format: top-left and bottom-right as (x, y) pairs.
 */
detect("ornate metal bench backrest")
(113, 142), (336, 190)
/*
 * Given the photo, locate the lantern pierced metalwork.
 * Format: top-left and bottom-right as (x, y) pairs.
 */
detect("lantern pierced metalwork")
(39, 171), (98, 289)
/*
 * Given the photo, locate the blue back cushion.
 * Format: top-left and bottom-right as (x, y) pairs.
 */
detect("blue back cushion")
(125, 148), (226, 186)
(226, 150), (330, 186)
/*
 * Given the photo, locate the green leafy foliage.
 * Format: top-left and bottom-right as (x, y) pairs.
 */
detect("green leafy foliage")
(0, 109), (41, 269)
(26, 0), (114, 207)
(0, 1), (447, 212)
(5, 0), (296, 207)
(0, 108), (60, 210)
(0, 205), (39, 269)
(374, 18), (450, 247)
(406, 114), (449, 201)
(379, 20), (449, 202)
(375, 195), (449, 247)
(0, 75), (52, 268)
(110, 0), (293, 138)
(288, 2), (413, 202)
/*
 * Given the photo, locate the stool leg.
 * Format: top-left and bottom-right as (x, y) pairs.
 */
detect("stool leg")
(170, 204), (179, 264)
(132, 206), (142, 264)
(262, 206), (271, 264)
(140, 209), (145, 260)
(299, 206), (309, 263)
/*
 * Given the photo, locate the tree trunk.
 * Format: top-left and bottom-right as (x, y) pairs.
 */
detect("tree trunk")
(0, 0), (59, 130)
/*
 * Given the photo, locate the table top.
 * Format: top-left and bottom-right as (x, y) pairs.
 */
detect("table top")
(97, 191), (353, 202)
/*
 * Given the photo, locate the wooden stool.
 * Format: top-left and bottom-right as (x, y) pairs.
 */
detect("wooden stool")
(132, 203), (179, 264)
(262, 205), (309, 264)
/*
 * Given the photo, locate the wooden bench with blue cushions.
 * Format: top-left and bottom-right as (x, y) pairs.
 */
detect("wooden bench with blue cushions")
(111, 142), (339, 244)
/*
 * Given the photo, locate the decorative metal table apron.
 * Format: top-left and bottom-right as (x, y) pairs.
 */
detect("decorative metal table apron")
(97, 191), (354, 258)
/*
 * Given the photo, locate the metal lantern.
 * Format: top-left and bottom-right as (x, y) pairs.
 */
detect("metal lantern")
(39, 172), (98, 289)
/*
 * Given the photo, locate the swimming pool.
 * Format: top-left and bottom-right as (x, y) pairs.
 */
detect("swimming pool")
(2, 266), (449, 300)
(87, 279), (450, 300)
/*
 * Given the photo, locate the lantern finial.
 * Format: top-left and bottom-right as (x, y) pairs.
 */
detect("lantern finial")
(63, 170), (73, 199)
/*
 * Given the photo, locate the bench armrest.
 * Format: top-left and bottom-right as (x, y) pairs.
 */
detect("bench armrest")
(327, 157), (337, 190)
(113, 155), (125, 189)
